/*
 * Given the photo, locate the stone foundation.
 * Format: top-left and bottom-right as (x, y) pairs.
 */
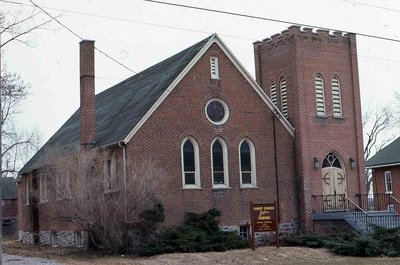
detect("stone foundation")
(280, 222), (299, 235)
(39, 231), (51, 245)
(21, 231), (34, 244)
(20, 230), (82, 247)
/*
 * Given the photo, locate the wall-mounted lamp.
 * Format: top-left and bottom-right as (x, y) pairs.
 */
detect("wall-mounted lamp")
(350, 158), (356, 169)
(314, 158), (320, 169)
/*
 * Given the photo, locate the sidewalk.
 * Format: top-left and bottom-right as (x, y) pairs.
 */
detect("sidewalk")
(2, 254), (63, 265)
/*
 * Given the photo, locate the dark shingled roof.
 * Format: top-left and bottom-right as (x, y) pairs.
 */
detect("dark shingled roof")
(1, 177), (18, 200)
(365, 137), (400, 167)
(20, 35), (213, 174)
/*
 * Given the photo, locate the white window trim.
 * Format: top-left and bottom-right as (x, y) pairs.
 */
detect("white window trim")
(239, 139), (257, 188)
(315, 74), (326, 116)
(385, 171), (392, 194)
(332, 76), (343, 118)
(181, 137), (201, 189)
(210, 56), (219, 79)
(25, 177), (29, 205)
(211, 138), (230, 189)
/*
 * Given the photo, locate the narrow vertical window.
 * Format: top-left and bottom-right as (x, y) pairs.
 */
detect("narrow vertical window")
(182, 138), (201, 188)
(25, 176), (29, 205)
(280, 77), (288, 118)
(332, 76), (342, 117)
(211, 138), (229, 188)
(210, 56), (219, 79)
(239, 139), (257, 187)
(270, 80), (277, 106)
(385, 171), (392, 193)
(315, 74), (326, 116)
(104, 152), (118, 192)
(39, 174), (48, 203)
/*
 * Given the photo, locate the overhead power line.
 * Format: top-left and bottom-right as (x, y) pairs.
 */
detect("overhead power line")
(338, 0), (400, 14)
(27, 0), (137, 74)
(0, 0), (253, 41)
(143, 0), (400, 44)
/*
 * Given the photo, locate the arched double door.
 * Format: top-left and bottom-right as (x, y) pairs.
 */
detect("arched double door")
(321, 153), (347, 211)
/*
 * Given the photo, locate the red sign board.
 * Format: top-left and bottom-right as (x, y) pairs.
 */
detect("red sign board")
(252, 203), (277, 232)
(250, 201), (279, 249)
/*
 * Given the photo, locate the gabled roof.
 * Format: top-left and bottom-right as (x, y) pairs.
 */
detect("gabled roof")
(366, 137), (400, 168)
(20, 34), (294, 175)
(2, 177), (17, 200)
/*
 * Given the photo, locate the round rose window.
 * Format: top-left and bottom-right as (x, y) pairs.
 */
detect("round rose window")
(205, 99), (229, 125)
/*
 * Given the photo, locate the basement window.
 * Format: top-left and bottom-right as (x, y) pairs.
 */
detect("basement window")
(51, 232), (57, 246)
(210, 56), (219, 79)
(239, 225), (250, 240)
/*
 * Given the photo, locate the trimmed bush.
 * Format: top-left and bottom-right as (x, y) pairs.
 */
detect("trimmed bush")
(138, 209), (249, 256)
(282, 226), (400, 257)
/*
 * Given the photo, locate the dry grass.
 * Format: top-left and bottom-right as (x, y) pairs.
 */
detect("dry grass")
(4, 240), (400, 265)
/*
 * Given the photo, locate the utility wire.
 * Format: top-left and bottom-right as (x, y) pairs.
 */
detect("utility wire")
(143, 0), (400, 44)
(27, 0), (137, 74)
(3, 0), (400, 65)
(338, 0), (400, 14)
(0, 0), (253, 41)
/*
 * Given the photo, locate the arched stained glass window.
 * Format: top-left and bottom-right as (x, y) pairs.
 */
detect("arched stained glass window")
(182, 138), (200, 188)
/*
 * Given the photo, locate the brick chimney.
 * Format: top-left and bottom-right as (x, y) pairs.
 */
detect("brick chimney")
(79, 40), (96, 146)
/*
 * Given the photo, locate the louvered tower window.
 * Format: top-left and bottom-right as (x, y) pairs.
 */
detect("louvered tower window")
(332, 76), (342, 117)
(280, 77), (288, 118)
(210, 56), (219, 79)
(315, 74), (326, 116)
(270, 80), (277, 106)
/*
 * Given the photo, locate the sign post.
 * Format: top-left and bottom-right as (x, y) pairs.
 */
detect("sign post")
(250, 201), (279, 249)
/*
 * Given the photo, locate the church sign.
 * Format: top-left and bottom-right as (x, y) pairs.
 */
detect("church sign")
(250, 201), (279, 249)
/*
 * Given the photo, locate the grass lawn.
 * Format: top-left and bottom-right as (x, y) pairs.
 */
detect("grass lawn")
(4, 240), (400, 265)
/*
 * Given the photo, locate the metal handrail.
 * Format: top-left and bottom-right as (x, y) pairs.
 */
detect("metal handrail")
(389, 195), (400, 214)
(346, 197), (370, 232)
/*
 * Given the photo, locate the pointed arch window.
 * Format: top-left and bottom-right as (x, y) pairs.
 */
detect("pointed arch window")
(239, 139), (257, 188)
(332, 76), (342, 117)
(211, 138), (229, 188)
(182, 137), (201, 188)
(322, 152), (342, 169)
(270, 80), (277, 106)
(280, 77), (288, 118)
(315, 74), (326, 116)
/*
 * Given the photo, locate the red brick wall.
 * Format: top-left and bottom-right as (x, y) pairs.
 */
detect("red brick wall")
(254, 26), (365, 233)
(125, 43), (298, 227)
(373, 166), (400, 195)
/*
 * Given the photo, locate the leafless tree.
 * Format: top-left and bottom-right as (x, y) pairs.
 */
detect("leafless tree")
(43, 147), (165, 253)
(1, 7), (57, 49)
(0, 67), (41, 177)
(363, 105), (395, 194)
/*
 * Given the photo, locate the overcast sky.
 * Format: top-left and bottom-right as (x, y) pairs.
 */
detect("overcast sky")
(1, 0), (400, 147)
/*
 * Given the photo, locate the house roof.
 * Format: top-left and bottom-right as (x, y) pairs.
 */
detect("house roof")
(365, 137), (400, 168)
(1, 177), (18, 200)
(20, 33), (295, 175)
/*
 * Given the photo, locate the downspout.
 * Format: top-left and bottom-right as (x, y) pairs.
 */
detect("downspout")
(118, 141), (127, 222)
(272, 114), (281, 222)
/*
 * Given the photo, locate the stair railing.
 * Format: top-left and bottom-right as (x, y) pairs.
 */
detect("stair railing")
(389, 195), (400, 214)
(346, 197), (370, 232)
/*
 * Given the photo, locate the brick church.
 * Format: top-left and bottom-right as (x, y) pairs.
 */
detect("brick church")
(18, 26), (365, 246)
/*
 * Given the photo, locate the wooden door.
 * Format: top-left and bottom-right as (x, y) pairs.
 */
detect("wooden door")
(321, 153), (347, 211)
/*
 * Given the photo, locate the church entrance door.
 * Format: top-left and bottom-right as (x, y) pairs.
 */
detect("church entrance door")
(321, 153), (347, 211)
